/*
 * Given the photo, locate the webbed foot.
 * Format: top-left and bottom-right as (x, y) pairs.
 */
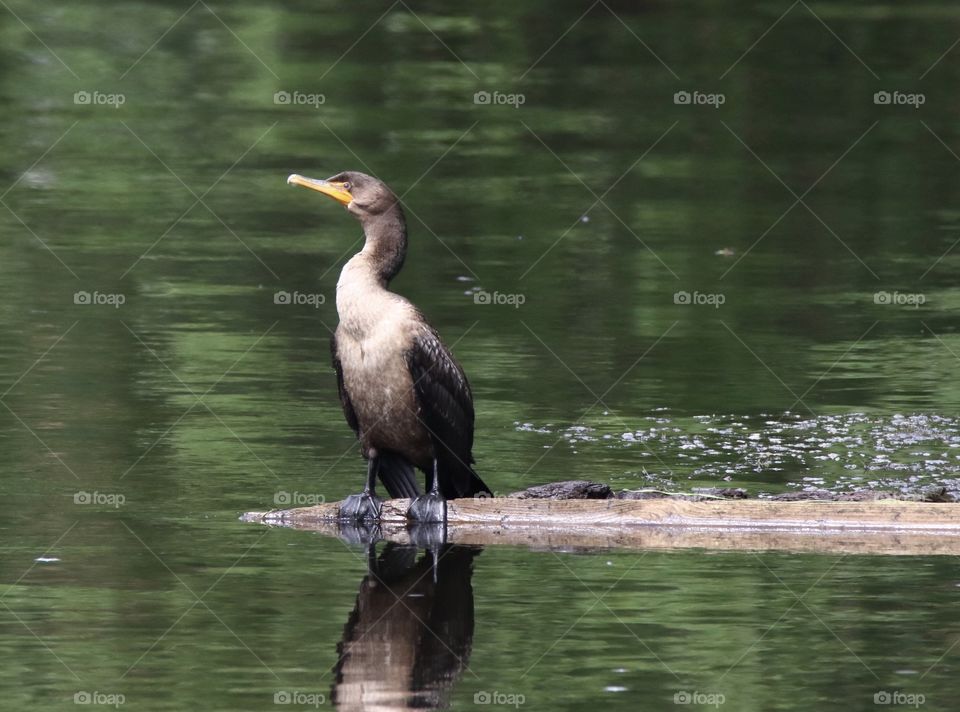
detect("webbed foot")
(339, 492), (383, 521)
(407, 492), (447, 523)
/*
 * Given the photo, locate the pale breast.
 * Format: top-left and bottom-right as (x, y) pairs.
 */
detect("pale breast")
(339, 324), (413, 419)
(335, 301), (432, 461)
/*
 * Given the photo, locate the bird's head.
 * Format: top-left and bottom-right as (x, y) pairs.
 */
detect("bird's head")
(286, 170), (400, 223)
(287, 170), (407, 282)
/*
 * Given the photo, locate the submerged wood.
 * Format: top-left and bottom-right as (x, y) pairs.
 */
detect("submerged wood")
(241, 496), (960, 556)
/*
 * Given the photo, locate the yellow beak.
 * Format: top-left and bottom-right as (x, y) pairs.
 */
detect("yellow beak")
(286, 174), (353, 205)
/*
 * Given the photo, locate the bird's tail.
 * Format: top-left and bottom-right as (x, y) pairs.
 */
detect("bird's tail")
(441, 461), (492, 500)
(378, 451), (422, 499)
(464, 467), (493, 498)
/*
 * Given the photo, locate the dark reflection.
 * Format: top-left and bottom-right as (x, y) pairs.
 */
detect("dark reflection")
(332, 533), (481, 710)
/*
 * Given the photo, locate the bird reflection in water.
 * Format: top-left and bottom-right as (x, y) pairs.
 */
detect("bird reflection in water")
(332, 526), (481, 711)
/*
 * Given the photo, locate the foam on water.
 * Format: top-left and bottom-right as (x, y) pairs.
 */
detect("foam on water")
(515, 412), (960, 496)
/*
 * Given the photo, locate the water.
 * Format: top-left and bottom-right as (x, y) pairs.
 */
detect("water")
(2, 0), (960, 708)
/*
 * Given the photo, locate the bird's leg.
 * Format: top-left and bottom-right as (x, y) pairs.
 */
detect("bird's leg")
(407, 458), (447, 523)
(339, 453), (384, 521)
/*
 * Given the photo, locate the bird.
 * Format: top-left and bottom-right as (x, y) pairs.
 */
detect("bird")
(287, 170), (492, 522)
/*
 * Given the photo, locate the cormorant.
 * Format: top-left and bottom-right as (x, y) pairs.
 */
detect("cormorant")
(287, 171), (491, 522)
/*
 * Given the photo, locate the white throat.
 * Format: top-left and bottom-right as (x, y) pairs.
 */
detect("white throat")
(336, 253), (392, 340)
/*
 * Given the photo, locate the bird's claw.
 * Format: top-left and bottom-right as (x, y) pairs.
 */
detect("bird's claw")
(407, 492), (447, 523)
(339, 492), (383, 521)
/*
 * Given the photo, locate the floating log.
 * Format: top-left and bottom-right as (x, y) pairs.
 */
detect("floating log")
(241, 495), (960, 556)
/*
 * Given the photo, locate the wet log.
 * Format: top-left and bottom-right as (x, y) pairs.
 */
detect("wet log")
(240, 495), (960, 556)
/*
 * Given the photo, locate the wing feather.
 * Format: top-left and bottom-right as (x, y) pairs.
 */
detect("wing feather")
(406, 329), (474, 464)
(406, 327), (489, 497)
(331, 334), (360, 436)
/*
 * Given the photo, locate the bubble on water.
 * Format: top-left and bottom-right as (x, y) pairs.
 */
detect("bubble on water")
(512, 410), (960, 497)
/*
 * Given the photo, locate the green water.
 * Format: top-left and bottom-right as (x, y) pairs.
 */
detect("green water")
(2, 1), (960, 709)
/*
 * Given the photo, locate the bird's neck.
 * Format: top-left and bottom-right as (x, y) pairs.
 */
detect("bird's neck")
(358, 205), (407, 285)
(336, 206), (408, 338)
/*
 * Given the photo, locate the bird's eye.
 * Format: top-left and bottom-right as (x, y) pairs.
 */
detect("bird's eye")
(342, 182), (351, 191)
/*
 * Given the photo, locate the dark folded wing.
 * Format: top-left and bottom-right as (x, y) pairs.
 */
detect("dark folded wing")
(405, 329), (475, 472)
(331, 334), (359, 436)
